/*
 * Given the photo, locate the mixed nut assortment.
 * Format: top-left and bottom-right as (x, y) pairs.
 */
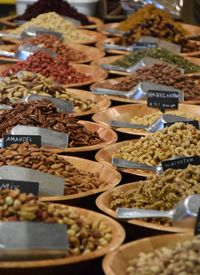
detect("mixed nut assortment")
(10, 12), (91, 43)
(11, 34), (88, 63)
(0, 71), (96, 112)
(110, 165), (200, 225)
(113, 123), (200, 166)
(127, 237), (200, 274)
(0, 189), (112, 255)
(112, 48), (200, 74)
(0, 143), (108, 195)
(0, 99), (103, 147)
(2, 51), (91, 85)
(101, 63), (200, 102)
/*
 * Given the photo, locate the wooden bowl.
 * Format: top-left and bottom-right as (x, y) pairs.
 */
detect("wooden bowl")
(0, 15), (104, 31)
(102, 233), (194, 275)
(96, 182), (192, 233)
(0, 205), (125, 269)
(40, 155), (121, 202)
(95, 139), (151, 178)
(47, 120), (118, 153)
(0, 64), (108, 87)
(92, 103), (200, 136)
(0, 44), (105, 64)
(65, 88), (111, 117)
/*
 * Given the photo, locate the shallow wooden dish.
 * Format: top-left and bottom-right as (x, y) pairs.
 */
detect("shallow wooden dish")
(66, 88), (111, 117)
(0, 15), (104, 31)
(41, 155), (121, 202)
(47, 120), (118, 153)
(0, 44), (105, 64)
(103, 233), (193, 275)
(95, 139), (151, 178)
(0, 64), (108, 87)
(92, 103), (200, 136)
(96, 182), (193, 234)
(0, 204), (125, 269)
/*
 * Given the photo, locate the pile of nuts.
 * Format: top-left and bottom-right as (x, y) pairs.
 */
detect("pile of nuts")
(110, 165), (200, 225)
(2, 51), (91, 85)
(0, 100), (103, 147)
(127, 237), (200, 274)
(0, 143), (108, 195)
(12, 34), (87, 63)
(102, 63), (200, 102)
(0, 71), (96, 113)
(11, 12), (90, 43)
(0, 189), (112, 255)
(14, 0), (91, 25)
(116, 5), (199, 53)
(130, 111), (198, 126)
(112, 48), (200, 74)
(113, 123), (200, 166)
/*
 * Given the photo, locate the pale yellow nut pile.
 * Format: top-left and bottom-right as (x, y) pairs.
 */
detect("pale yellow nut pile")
(113, 123), (200, 166)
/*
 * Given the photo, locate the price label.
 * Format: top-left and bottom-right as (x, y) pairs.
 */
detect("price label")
(133, 42), (157, 50)
(161, 156), (200, 171)
(0, 179), (39, 195)
(164, 120), (199, 129)
(147, 90), (179, 112)
(3, 135), (41, 148)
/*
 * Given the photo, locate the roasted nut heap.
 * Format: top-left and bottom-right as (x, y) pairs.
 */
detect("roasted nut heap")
(0, 143), (107, 195)
(103, 63), (200, 102)
(11, 12), (90, 43)
(2, 51), (91, 85)
(0, 71), (95, 112)
(116, 5), (199, 53)
(0, 189), (112, 255)
(113, 123), (200, 166)
(127, 237), (200, 275)
(14, 0), (91, 25)
(112, 48), (200, 74)
(110, 165), (200, 225)
(0, 100), (103, 147)
(11, 34), (87, 63)
(130, 111), (197, 126)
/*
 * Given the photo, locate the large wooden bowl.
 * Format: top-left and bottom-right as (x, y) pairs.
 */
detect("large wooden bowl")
(40, 155), (121, 202)
(0, 205), (125, 269)
(0, 64), (108, 87)
(92, 103), (200, 136)
(102, 233), (193, 275)
(96, 182), (193, 233)
(95, 139), (151, 178)
(0, 44), (105, 64)
(65, 88), (111, 117)
(0, 15), (104, 31)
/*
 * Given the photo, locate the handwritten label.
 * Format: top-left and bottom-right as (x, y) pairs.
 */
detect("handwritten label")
(0, 179), (39, 195)
(161, 156), (200, 171)
(164, 120), (199, 129)
(3, 135), (41, 148)
(133, 42), (157, 50)
(147, 90), (179, 112)
(195, 208), (200, 235)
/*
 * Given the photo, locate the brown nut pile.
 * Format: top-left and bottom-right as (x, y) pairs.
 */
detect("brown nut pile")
(110, 165), (200, 225)
(2, 51), (91, 85)
(0, 71), (95, 112)
(130, 111), (198, 126)
(12, 34), (87, 63)
(116, 5), (199, 53)
(0, 143), (108, 195)
(0, 189), (112, 255)
(113, 123), (200, 166)
(103, 63), (200, 102)
(127, 237), (200, 275)
(0, 99), (103, 147)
